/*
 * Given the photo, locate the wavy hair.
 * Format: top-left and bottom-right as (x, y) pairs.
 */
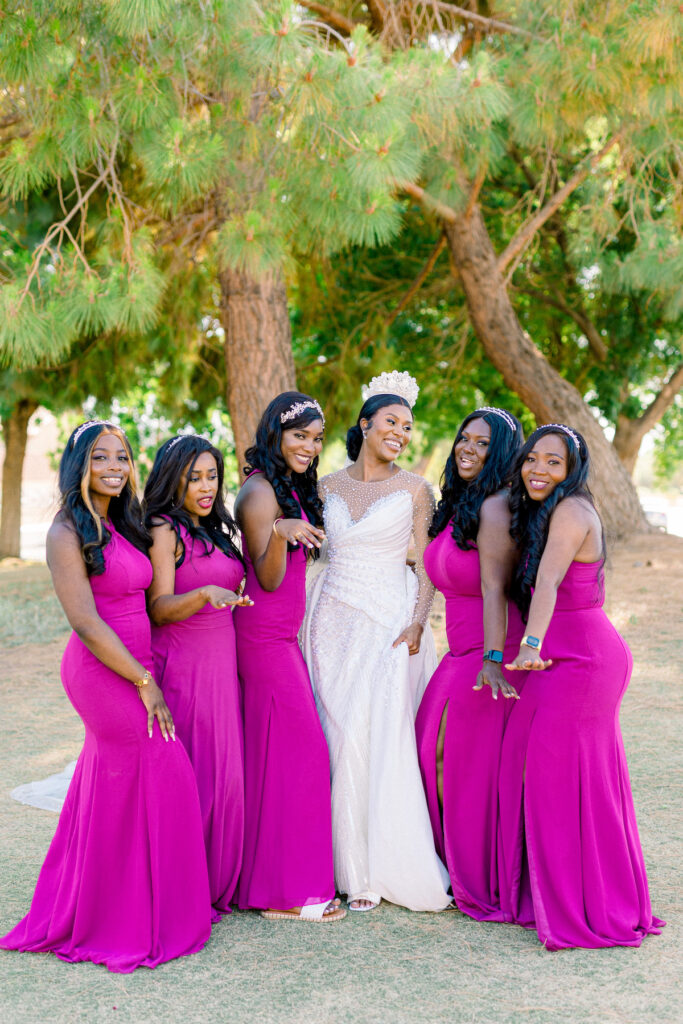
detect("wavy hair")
(430, 408), (524, 549)
(346, 393), (412, 462)
(143, 436), (244, 569)
(509, 424), (603, 619)
(57, 422), (149, 576)
(243, 392), (324, 553)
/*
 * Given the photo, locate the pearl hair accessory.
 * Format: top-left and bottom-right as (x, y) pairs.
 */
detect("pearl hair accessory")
(361, 370), (420, 408)
(71, 420), (107, 446)
(280, 400), (325, 427)
(477, 407), (517, 432)
(542, 423), (581, 450)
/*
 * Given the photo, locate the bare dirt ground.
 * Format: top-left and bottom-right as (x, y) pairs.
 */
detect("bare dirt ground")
(0, 533), (681, 1024)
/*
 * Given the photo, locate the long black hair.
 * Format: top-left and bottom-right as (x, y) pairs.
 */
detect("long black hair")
(430, 408), (524, 549)
(143, 435), (244, 568)
(57, 421), (150, 576)
(509, 423), (603, 619)
(346, 393), (412, 461)
(243, 392), (325, 546)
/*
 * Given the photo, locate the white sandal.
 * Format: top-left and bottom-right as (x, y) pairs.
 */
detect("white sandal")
(347, 893), (381, 912)
(260, 899), (346, 923)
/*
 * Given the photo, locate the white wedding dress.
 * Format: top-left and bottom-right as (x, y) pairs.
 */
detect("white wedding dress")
(302, 467), (451, 911)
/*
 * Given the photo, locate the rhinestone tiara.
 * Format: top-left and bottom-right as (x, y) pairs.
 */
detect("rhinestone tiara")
(541, 423), (581, 450)
(280, 400), (325, 427)
(361, 371), (419, 408)
(477, 407), (517, 432)
(165, 436), (184, 452)
(72, 420), (107, 446)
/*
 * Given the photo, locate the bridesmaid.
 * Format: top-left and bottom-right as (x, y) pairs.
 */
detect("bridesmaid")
(233, 392), (344, 923)
(144, 435), (252, 919)
(415, 407), (524, 919)
(500, 423), (664, 949)
(1, 422), (211, 972)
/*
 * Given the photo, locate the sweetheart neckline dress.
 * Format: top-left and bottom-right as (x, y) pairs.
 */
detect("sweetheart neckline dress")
(302, 468), (451, 911)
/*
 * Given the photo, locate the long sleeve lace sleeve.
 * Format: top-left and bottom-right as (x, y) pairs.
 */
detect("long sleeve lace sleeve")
(411, 479), (436, 627)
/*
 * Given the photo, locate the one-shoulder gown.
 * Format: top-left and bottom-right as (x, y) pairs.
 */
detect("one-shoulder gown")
(152, 524), (245, 917)
(415, 527), (525, 919)
(234, 498), (335, 910)
(1, 523), (211, 972)
(498, 560), (664, 949)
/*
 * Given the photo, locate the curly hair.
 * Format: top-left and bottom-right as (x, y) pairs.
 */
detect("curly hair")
(244, 391), (324, 554)
(143, 435), (244, 569)
(509, 424), (604, 620)
(57, 422), (150, 576)
(430, 408), (524, 549)
(346, 393), (412, 462)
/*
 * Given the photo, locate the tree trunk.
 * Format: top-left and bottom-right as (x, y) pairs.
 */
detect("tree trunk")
(218, 267), (297, 474)
(613, 363), (683, 475)
(0, 399), (38, 559)
(443, 207), (646, 539)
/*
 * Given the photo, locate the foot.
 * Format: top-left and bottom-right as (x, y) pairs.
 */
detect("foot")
(348, 897), (380, 912)
(267, 898), (343, 918)
(261, 899), (346, 922)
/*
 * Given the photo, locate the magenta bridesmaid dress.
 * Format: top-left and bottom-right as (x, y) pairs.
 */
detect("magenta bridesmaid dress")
(498, 561), (664, 949)
(1, 523), (212, 973)
(234, 489), (335, 911)
(151, 523), (244, 917)
(415, 525), (525, 919)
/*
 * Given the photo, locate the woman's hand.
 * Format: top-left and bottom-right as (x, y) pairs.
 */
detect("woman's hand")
(202, 585), (254, 609)
(505, 645), (552, 672)
(392, 621), (423, 656)
(138, 679), (176, 741)
(274, 518), (326, 550)
(473, 662), (519, 700)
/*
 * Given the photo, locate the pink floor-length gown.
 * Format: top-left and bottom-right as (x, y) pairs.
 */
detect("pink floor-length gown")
(498, 560), (664, 949)
(234, 488), (335, 910)
(1, 523), (212, 972)
(415, 526), (525, 918)
(152, 523), (244, 917)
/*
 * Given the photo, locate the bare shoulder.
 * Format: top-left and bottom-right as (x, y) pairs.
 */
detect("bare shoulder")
(480, 490), (512, 527)
(46, 515), (79, 550)
(234, 473), (278, 519)
(550, 494), (597, 528)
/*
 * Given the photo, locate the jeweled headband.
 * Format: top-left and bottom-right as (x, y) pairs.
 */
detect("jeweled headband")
(280, 400), (325, 427)
(71, 420), (108, 446)
(541, 423), (581, 450)
(165, 436), (185, 452)
(477, 407), (517, 432)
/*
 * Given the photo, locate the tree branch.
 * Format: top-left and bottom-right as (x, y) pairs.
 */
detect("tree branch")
(429, 2), (539, 40)
(497, 134), (623, 275)
(384, 231), (447, 326)
(516, 286), (608, 361)
(296, 1), (357, 35)
(630, 360), (683, 434)
(397, 180), (458, 223)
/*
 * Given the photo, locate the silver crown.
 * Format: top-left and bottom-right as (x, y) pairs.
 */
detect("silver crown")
(72, 420), (107, 446)
(361, 370), (419, 408)
(541, 423), (581, 450)
(166, 436), (184, 452)
(477, 407), (517, 432)
(280, 400), (325, 427)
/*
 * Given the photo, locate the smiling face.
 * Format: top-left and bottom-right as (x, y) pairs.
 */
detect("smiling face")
(454, 416), (490, 482)
(88, 432), (131, 504)
(521, 433), (569, 501)
(178, 451), (219, 524)
(280, 418), (324, 475)
(361, 403), (413, 463)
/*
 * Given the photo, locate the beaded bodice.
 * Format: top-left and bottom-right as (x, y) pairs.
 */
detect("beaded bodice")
(318, 467), (436, 626)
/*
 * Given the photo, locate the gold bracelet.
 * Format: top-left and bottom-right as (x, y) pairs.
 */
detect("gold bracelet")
(134, 670), (153, 688)
(272, 517), (284, 538)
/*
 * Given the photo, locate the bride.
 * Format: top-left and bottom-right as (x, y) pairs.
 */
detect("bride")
(302, 372), (451, 912)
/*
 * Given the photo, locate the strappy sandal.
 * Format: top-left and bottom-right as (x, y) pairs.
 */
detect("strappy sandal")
(347, 893), (381, 912)
(260, 898), (346, 923)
